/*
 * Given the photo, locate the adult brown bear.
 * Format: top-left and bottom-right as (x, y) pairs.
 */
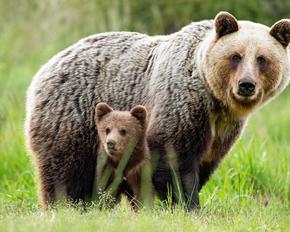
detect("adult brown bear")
(25, 11), (290, 209)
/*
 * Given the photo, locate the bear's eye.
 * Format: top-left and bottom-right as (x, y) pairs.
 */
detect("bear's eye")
(257, 56), (267, 69)
(105, 128), (111, 135)
(119, 129), (127, 136)
(230, 54), (242, 64)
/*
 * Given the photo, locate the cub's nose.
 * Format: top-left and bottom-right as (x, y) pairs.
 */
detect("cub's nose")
(106, 140), (116, 150)
(238, 79), (256, 97)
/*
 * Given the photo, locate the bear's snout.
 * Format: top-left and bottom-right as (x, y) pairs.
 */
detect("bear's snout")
(106, 140), (116, 151)
(238, 79), (256, 97)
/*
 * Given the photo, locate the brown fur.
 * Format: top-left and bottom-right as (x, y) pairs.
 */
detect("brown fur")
(95, 103), (151, 209)
(270, 19), (290, 47)
(198, 14), (289, 118)
(215, 11), (239, 38)
(196, 13), (290, 183)
(25, 11), (290, 210)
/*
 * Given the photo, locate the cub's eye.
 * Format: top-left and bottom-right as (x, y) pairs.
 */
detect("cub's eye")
(105, 128), (110, 135)
(257, 56), (267, 68)
(231, 54), (242, 64)
(119, 129), (127, 136)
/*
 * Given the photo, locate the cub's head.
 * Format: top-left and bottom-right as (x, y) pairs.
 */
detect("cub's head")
(199, 11), (290, 117)
(95, 103), (147, 161)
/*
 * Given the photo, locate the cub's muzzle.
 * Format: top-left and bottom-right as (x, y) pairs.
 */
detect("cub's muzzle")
(106, 140), (116, 151)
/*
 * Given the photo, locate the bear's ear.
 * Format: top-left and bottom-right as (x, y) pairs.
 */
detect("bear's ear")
(130, 105), (147, 126)
(215, 11), (239, 39)
(95, 103), (113, 122)
(270, 19), (290, 47)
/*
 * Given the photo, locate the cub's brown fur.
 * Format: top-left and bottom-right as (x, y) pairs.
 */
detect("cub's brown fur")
(95, 103), (151, 209)
(26, 11), (289, 210)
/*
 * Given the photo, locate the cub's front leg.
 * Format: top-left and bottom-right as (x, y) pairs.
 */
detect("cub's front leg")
(126, 172), (142, 210)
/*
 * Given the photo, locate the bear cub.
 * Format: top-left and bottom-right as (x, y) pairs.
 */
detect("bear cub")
(95, 103), (152, 209)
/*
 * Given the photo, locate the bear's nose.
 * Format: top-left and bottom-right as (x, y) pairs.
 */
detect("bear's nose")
(107, 140), (116, 150)
(238, 79), (256, 97)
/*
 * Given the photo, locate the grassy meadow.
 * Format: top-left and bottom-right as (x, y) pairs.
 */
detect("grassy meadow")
(0, 1), (289, 231)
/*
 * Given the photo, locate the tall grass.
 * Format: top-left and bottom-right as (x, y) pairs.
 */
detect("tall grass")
(0, 1), (289, 231)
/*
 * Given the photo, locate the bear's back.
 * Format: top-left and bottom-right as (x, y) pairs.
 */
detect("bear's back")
(26, 32), (155, 154)
(25, 20), (215, 207)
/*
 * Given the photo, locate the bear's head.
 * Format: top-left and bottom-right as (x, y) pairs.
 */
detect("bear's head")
(95, 103), (147, 161)
(198, 11), (290, 117)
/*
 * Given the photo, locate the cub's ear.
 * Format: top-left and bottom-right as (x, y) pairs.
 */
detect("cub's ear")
(215, 11), (239, 39)
(270, 19), (290, 47)
(95, 103), (113, 122)
(130, 105), (147, 126)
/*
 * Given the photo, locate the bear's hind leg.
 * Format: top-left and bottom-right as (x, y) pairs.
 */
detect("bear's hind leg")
(64, 153), (97, 205)
(37, 168), (56, 209)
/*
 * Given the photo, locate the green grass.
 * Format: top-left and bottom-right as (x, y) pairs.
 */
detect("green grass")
(0, 201), (288, 232)
(0, 1), (289, 231)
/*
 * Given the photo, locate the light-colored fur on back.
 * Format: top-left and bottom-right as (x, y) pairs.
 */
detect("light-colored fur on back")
(25, 12), (290, 209)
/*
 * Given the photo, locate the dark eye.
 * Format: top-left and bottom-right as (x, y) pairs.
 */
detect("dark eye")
(231, 54), (242, 64)
(257, 56), (267, 68)
(105, 128), (110, 135)
(119, 129), (126, 136)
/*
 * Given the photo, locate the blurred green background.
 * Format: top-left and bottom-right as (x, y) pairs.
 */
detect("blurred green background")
(1, 0), (290, 64)
(0, 1), (289, 231)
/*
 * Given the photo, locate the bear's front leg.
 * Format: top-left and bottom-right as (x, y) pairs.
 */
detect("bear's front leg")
(198, 160), (219, 191)
(167, 145), (200, 210)
(181, 165), (200, 210)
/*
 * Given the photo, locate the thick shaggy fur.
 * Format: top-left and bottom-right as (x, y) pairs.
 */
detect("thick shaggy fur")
(25, 12), (290, 209)
(95, 103), (150, 209)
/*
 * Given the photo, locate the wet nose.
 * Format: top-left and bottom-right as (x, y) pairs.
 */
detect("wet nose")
(238, 79), (256, 97)
(106, 140), (116, 150)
